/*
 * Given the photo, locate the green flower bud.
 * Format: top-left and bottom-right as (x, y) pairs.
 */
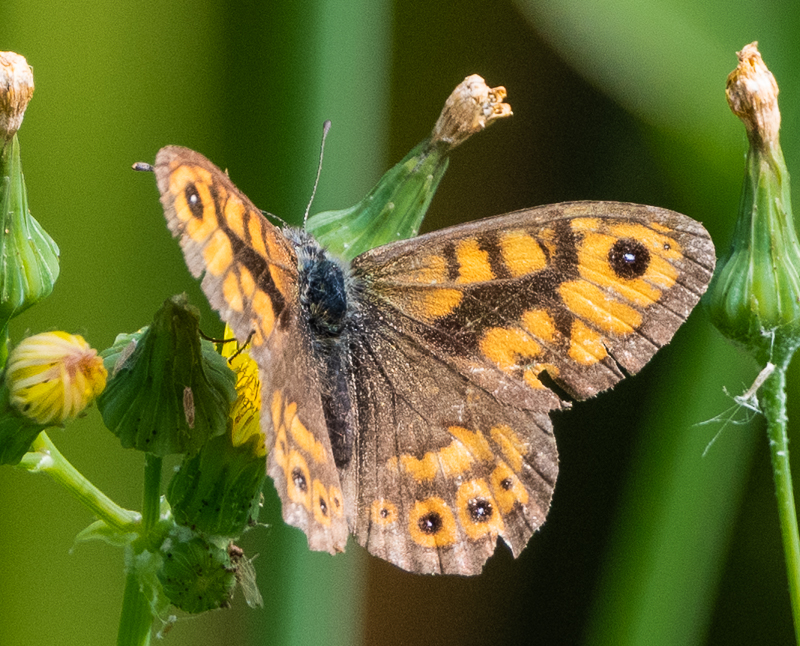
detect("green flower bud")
(0, 54), (60, 361)
(167, 325), (266, 537)
(157, 532), (236, 614)
(307, 75), (512, 260)
(706, 43), (800, 365)
(98, 295), (236, 455)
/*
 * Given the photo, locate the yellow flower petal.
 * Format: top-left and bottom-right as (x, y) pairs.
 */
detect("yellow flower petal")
(6, 332), (107, 424)
(222, 325), (264, 457)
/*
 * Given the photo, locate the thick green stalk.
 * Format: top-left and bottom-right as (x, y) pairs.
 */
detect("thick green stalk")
(116, 568), (152, 646)
(116, 454), (162, 646)
(761, 364), (800, 642)
(141, 454), (162, 532)
(18, 432), (139, 532)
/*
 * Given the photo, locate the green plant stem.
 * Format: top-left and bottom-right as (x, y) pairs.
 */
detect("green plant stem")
(18, 431), (140, 532)
(142, 453), (162, 532)
(761, 364), (800, 643)
(116, 454), (162, 646)
(117, 567), (152, 646)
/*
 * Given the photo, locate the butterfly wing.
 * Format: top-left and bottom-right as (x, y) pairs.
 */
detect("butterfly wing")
(355, 201), (715, 400)
(154, 146), (348, 553)
(341, 318), (558, 574)
(344, 201), (714, 574)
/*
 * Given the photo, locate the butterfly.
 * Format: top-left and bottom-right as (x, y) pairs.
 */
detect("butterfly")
(153, 145), (715, 575)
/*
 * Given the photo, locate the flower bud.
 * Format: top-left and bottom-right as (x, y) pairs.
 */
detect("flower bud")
(5, 331), (106, 425)
(307, 75), (512, 259)
(157, 533), (236, 613)
(706, 43), (800, 365)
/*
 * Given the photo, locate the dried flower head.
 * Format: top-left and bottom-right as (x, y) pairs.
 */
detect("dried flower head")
(431, 74), (512, 148)
(726, 42), (780, 153)
(0, 52), (34, 140)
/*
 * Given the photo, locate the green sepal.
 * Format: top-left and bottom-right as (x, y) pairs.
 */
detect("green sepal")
(75, 519), (138, 548)
(97, 295), (237, 456)
(0, 135), (60, 361)
(157, 531), (236, 614)
(0, 379), (48, 465)
(167, 430), (267, 538)
(306, 139), (448, 260)
(706, 142), (800, 365)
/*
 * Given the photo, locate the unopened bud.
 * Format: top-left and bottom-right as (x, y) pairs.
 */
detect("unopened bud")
(707, 43), (800, 364)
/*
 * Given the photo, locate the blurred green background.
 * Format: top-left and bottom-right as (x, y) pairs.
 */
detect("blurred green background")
(1, 1), (798, 644)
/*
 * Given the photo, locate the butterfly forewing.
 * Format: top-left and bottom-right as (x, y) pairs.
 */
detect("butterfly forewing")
(353, 201), (715, 401)
(154, 146), (348, 554)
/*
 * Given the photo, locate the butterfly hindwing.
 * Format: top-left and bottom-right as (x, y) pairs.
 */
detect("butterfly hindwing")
(264, 316), (349, 553)
(155, 146), (348, 554)
(341, 310), (558, 574)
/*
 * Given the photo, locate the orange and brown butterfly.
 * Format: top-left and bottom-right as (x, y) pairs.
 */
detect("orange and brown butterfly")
(152, 146), (715, 575)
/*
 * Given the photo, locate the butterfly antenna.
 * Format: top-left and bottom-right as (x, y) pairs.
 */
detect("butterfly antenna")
(303, 119), (332, 229)
(132, 161), (154, 172)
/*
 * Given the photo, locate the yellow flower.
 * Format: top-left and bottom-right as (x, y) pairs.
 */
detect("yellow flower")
(6, 332), (107, 424)
(221, 325), (264, 457)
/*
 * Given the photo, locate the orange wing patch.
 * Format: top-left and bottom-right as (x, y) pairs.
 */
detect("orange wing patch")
(499, 230), (547, 277)
(559, 280), (642, 336)
(455, 238), (493, 284)
(456, 479), (504, 540)
(479, 326), (541, 373)
(409, 498), (458, 548)
(371, 499), (399, 526)
(569, 320), (608, 365)
(490, 462), (530, 515)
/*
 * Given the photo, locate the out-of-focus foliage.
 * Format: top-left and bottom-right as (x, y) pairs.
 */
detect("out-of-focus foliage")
(0, 1), (797, 645)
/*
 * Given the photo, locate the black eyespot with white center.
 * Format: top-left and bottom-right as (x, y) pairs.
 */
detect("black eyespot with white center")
(184, 184), (204, 219)
(418, 512), (443, 535)
(319, 497), (328, 516)
(467, 498), (493, 523)
(291, 468), (307, 493)
(608, 238), (650, 280)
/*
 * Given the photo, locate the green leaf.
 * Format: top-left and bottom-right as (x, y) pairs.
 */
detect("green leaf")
(97, 294), (236, 456)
